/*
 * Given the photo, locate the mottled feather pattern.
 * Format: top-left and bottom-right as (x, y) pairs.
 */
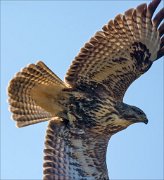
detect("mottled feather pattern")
(65, 1), (164, 101)
(44, 120), (110, 180)
(7, 0), (164, 179)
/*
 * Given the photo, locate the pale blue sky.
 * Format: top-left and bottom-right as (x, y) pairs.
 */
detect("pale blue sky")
(1, 1), (163, 180)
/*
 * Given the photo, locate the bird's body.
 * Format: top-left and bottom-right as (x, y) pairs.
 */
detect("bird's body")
(8, 0), (164, 179)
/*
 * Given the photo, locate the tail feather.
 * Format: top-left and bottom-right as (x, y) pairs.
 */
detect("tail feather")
(36, 61), (65, 85)
(8, 61), (68, 128)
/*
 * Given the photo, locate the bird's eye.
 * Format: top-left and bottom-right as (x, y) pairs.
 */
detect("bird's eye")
(137, 110), (143, 115)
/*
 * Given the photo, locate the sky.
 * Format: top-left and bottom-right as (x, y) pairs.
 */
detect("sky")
(1, 1), (163, 180)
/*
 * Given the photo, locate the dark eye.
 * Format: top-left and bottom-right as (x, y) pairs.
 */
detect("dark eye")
(137, 109), (144, 115)
(138, 111), (143, 115)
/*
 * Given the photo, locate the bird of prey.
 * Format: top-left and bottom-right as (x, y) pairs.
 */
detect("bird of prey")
(8, 0), (163, 179)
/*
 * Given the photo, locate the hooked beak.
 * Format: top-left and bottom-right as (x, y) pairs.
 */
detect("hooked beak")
(134, 116), (148, 124)
(142, 117), (148, 124)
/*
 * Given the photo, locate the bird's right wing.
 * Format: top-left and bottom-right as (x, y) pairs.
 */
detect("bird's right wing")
(65, 0), (164, 101)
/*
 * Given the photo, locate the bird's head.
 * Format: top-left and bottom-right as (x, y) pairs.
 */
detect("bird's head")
(115, 102), (148, 126)
(105, 102), (148, 134)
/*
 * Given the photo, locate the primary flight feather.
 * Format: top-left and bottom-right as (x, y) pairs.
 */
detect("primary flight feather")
(8, 0), (164, 179)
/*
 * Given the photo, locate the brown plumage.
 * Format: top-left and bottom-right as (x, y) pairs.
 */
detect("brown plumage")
(8, 0), (163, 179)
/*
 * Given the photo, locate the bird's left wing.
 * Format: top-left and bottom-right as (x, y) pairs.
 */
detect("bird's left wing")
(43, 120), (110, 180)
(65, 0), (164, 101)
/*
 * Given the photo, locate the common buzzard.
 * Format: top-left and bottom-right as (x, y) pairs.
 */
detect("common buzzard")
(8, 0), (164, 179)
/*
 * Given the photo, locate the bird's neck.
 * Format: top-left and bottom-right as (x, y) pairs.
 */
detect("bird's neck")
(43, 121), (111, 180)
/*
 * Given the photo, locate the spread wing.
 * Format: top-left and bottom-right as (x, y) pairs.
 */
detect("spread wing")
(65, 0), (164, 101)
(43, 120), (109, 180)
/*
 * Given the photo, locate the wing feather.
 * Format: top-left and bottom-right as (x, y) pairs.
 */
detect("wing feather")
(43, 120), (109, 180)
(65, 0), (164, 101)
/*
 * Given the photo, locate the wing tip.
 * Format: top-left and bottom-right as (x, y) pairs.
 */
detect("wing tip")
(148, 0), (161, 18)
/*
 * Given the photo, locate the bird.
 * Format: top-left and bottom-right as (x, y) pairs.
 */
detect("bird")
(8, 0), (163, 179)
